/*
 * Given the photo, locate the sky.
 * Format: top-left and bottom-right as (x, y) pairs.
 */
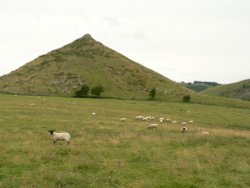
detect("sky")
(0, 0), (250, 84)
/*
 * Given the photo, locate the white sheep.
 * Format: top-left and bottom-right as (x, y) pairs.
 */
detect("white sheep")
(181, 122), (187, 126)
(181, 127), (187, 133)
(92, 112), (96, 116)
(148, 124), (158, 130)
(159, 117), (165, 124)
(172, 120), (178, 124)
(120, 118), (127, 122)
(145, 116), (154, 121)
(48, 130), (71, 145)
(198, 129), (209, 135)
(135, 115), (144, 120)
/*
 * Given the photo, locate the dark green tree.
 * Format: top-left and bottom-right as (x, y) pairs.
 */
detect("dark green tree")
(149, 88), (156, 100)
(74, 84), (89, 97)
(182, 95), (191, 102)
(91, 85), (104, 97)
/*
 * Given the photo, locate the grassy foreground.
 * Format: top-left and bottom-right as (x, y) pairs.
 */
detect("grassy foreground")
(0, 94), (250, 188)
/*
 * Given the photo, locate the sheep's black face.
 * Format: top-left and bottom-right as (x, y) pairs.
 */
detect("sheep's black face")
(48, 130), (55, 135)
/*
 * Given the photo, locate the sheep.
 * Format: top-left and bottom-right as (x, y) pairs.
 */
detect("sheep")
(166, 118), (171, 122)
(145, 116), (154, 121)
(172, 120), (178, 124)
(198, 129), (209, 135)
(189, 120), (194, 123)
(135, 115), (144, 120)
(181, 122), (187, 126)
(92, 112), (96, 116)
(48, 130), (71, 145)
(120, 118), (127, 122)
(159, 117), (165, 124)
(148, 124), (158, 130)
(181, 127), (187, 133)
(149, 116), (155, 120)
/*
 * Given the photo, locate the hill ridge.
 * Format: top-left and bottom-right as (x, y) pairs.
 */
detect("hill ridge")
(202, 79), (250, 101)
(0, 34), (192, 101)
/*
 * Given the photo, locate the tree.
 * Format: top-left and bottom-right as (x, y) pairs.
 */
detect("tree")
(149, 88), (156, 100)
(74, 84), (89, 97)
(182, 95), (191, 102)
(91, 85), (104, 97)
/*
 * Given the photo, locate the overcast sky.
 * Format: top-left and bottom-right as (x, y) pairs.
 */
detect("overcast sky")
(1, 0), (250, 84)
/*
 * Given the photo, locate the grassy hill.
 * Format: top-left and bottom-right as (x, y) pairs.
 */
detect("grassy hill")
(0, 94), (250, 187)
(201, 79), (250, 101)
(0, 34), (192, 101)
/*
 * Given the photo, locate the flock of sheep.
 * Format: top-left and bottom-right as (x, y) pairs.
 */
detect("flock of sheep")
(131, 115), (191, 133)
(48, 112), (209, 145)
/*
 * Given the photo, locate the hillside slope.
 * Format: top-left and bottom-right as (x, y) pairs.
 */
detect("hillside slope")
(201, 79), (250, 101)
(0, 34), (192, 101)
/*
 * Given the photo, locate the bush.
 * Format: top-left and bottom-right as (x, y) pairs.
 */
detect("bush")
(91, 85), (104, 97)
(74, 84), (89, 97)
(149, 88), (156, 100)
(182, 95), (191, 102)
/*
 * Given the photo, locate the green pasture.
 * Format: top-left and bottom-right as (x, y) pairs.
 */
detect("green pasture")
(0, 94), (250, 187)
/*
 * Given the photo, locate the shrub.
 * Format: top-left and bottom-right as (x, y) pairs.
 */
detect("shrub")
(91, 85), (104, 97)
(149, 88), (156, 100)
(182, 95), (191, 102)
(74, 84), (89, 97)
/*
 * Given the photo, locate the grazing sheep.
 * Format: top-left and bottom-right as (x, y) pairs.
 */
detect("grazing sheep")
(149, 116), (155, 120)
(135, 115), (144, 120)
(189, 120), (194, 123)
(159, 117), (165, 124)
(198, 129), (209, 135)
(48, 130), (71, 145)
(172, 120), (178, 124)
(148, 124), (158, 130)
(120, 118), (127, 122)
(92, 112), (96, 116)
(145, 116), (155, 121)
(181, 122), (187, 126)
(181, 127), (188, 133)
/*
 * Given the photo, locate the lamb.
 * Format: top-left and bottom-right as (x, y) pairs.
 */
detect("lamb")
(148, 124), (158, 130)
(181, 127), (187, 133)
(48, 130), (71, 145)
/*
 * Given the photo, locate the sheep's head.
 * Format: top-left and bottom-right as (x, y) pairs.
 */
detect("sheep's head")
(48, 130), (56, 135)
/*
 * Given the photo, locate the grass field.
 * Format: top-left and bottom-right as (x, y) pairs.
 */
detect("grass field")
(0, 94), (250, 188)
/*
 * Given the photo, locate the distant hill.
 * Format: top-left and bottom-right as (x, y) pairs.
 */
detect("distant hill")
(201, 79), (250, 101)
(0, 34), (193, 101)
(180, 81), (221, 92)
